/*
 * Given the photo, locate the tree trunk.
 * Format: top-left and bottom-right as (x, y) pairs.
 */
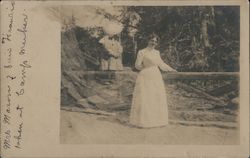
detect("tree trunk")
(201, 16), (210, 48)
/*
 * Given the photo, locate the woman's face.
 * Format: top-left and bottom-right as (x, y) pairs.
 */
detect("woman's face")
(148, 37), (158, 48)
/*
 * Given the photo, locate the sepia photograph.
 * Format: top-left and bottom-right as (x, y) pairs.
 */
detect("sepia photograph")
(0, 0), (248, 157)
(58, 5), (240, 144)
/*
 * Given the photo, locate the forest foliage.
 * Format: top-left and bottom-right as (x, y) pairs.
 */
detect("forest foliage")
(121, 6), (240, 72)
(64, 6), (240, 72)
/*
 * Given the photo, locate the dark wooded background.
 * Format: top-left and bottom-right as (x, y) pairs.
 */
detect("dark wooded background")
(61, 6), (239, 72)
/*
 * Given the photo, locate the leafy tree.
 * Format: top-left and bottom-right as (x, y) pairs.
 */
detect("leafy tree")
(120, 6), (239, 72)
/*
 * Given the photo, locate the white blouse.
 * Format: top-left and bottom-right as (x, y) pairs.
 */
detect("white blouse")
(135, 48), (174, 71)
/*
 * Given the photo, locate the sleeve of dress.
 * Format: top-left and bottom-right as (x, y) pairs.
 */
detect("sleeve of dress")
(156, 51), (175, 71)
(135, 50), (144, 70)
(116, 42), (123, 57)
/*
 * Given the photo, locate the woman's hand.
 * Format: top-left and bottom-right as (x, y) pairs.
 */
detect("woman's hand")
(169, 68), (177, 72)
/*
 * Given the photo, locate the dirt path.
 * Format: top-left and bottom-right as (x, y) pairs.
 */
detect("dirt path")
(60, 110), (239, 144)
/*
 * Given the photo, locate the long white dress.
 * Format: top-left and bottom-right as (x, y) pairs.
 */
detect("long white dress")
(129, 48), (174, 128)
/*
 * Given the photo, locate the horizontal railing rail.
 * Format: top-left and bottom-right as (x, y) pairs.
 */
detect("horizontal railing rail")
(75, 70), (239, 80)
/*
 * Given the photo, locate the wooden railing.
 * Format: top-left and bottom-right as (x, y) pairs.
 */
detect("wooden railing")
(162, 72), (239, 80)
(163, 72), (239, 106)
(77, 70), (239, 80)
(75, 71), (239, 106)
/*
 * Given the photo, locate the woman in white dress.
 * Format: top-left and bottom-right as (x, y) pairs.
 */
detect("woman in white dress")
(129, 34), (176, 128)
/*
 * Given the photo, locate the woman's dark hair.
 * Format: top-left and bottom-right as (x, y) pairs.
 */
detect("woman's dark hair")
(148, 33), (160, 42)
